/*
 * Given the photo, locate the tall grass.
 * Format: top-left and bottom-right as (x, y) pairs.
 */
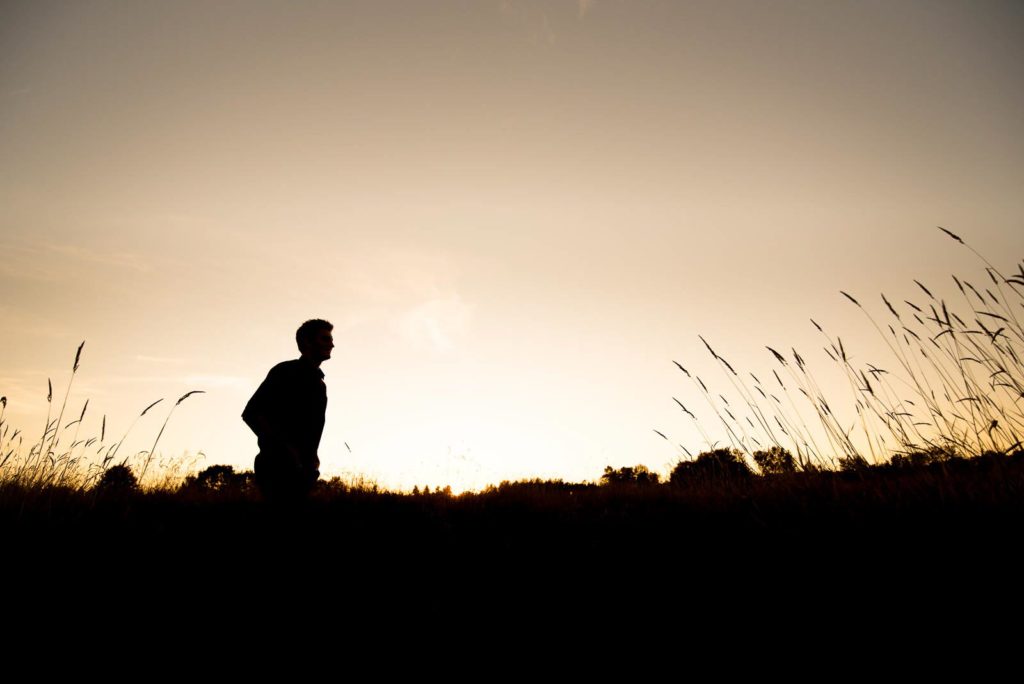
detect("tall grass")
(0, 342), (204, 492)
(661, 228), (1024, 469)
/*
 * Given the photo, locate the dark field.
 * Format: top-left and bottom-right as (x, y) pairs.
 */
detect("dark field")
(6, 453), (1023, 630)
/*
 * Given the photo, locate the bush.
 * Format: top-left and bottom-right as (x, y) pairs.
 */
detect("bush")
(601, 465), (660, 486)
(753, 447), (797, 476)
(180, 464), (254, 494)
(889, 446), (956, 469)
(94, 465), (139, 495)
(838, 455), (870, 473)
(670, 448), (752, 487)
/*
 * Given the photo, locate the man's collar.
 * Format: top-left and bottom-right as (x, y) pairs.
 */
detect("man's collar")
(296, 357), (325, 378)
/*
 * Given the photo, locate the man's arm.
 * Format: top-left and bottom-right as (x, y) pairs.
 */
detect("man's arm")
(242, 365), (303, 466)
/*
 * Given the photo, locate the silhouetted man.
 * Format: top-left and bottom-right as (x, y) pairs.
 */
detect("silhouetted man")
(243, 319), (333, 501)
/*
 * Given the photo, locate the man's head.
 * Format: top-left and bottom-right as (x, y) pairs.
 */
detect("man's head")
(296, 319), (334, 363)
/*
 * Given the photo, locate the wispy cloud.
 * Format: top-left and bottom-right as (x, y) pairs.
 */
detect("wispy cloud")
(41, 241), (149, 272)
(394, 295), (473, 352)
(0, 304), (71, 340)
(182, 374), (247, 389)
(101, 373), (247, 389)
(0, 375), (50, 412)
(0, 239), (149, 282)
(337, 245), (475, 352)
(135, 355), (187, 365)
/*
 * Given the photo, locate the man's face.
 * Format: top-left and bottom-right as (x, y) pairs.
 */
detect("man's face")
(305, 329), (334, 362)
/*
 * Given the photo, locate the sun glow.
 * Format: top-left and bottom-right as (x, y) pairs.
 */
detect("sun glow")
(324, 412), (580, 494)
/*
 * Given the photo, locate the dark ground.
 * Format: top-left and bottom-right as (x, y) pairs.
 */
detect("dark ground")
(6, 454), (1023, 633)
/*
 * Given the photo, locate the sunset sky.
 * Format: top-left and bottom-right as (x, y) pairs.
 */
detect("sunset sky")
(2, 1), (1022, 490)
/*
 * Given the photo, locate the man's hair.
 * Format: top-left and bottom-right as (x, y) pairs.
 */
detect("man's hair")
(296, 319), (333, 351)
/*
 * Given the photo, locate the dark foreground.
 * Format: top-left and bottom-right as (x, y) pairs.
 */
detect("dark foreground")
(5, 454), (1024, 640)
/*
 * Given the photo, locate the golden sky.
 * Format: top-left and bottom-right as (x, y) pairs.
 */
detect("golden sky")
(2, 1), (1022, 490)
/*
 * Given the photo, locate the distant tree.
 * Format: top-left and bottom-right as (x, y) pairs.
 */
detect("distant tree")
(180, 464), (254, 493)
(753, 447), (797, 476)
(484, 479), (595, 497)
(196, 464), (235, 490)
(889, 446), (956, 469)
(670, 448), (752, 487)
(837, 455), (870, 473)
(94, 464), (139, 495)
(601, 465), (660, 486)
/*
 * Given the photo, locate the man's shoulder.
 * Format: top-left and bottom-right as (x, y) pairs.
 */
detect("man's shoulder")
(261, 359), (301, 380)
(268, 359), (323, 380)
(270, 359), (304, 372)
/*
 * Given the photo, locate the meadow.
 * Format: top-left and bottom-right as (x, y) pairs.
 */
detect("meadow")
(3, 227), (1023, 617)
